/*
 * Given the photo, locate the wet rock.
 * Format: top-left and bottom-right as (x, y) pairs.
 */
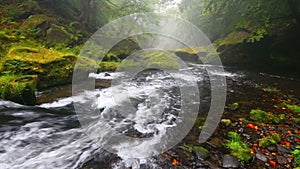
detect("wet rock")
(276, 156), (288, 165)
(175, 51), (199, 63)
(276, 144), (290, 153)
(267, 146), (277, 152)
(255, 153), (268, 162)
(194, 147), (210, 160)
(223, 155), (239, 168)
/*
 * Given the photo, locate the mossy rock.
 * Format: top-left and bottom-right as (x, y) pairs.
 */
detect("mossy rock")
(46, 24), (74, 45)
(107, 38), (141, 59)
(23, 14), (51, 30)
(258, 133), (281, 148)
(98, 62), (120, 72)
(119, 51), (179, 71)
(226, 132), (253, 161)
(0, 75), (37, 105)
(97, 51), (180, 72)
(1, 46), (97, 89)
(174, 45), (218, 63)
(250, 109), (283, 124)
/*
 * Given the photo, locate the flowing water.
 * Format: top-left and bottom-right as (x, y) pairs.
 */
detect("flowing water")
(0, 63), (298, 169)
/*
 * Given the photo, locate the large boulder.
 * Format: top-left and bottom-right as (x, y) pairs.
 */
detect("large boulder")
(1, 46), (97, 89)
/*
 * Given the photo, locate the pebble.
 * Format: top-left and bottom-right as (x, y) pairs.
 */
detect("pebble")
(255, 153), (268, 162)
(276, 156), (289, 165)
(222, 155), (239, 168)
(267, 146), (277, 152)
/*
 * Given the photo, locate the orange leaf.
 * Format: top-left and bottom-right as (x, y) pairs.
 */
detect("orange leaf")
(172, 159), (179, 166)
(269, 160), (276, 167)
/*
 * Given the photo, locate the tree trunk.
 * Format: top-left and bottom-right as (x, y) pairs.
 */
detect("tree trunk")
(80, 0), (91, 30)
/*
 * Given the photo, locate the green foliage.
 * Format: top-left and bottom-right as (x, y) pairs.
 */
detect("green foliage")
(292, 117), (300, 124)
(180, 0), (298, 43)
(284, 103), (300, 113)
(292, 147), (300, 166)
(255, 84), (281, 93)
(226, 132), (253, 161)
(250, 109), (284, 124)
(184, 144), (210, 159)
(246, 28), (266, 43)
(258, 132), (281, 148)
(98, 62), (120, 72)
(184, 144), (209, 154)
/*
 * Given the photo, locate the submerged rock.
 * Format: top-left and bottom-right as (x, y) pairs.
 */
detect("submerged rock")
(222, 155), (239, 168)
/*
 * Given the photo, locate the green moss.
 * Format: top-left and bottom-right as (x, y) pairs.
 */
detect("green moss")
(226, 132), (253, 161)
(107, 38), (140, 57)
(183, 144), (210, 159)
(262, 87), (281, 93)
(23, 14), (51, 29)
(215, 31), (251, 47)
(0, 75), (37, 105)
(258, 132), (281, 148)
(250, 109), (283, 124)
(292, 146), (300, 166)
(285, 103), (300, 113)
(119, 51), (179, 70)
(292, 117), (300, 124)
(174, 45), (218, 58)
(1, 45), (97, 89)
(221, 119), (231, 126)
(255, 84), (281, 93)
(46, 24), (74, 45)
(98, 62), (120, 72)
(232, 102), (239, 108)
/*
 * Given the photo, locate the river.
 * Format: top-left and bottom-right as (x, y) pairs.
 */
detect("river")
(0, 63), (299, 169)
